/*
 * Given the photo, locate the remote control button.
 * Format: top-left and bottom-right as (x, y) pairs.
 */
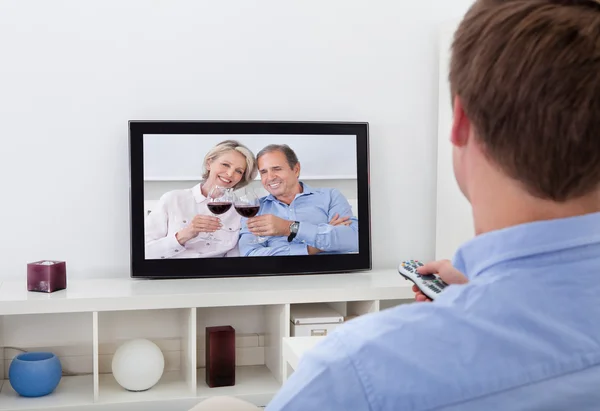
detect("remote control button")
(420, 274), (436, 280)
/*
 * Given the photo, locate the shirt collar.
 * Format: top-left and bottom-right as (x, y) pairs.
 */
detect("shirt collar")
(452, 211), (600, 280)
(192, 183), (207, 203)
(264, 181), (314, 204)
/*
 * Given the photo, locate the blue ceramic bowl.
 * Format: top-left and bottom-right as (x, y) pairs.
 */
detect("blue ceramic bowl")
(9, 352), (62, 397)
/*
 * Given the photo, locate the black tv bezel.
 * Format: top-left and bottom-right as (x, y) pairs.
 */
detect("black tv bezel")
(129, 120), (371, 279)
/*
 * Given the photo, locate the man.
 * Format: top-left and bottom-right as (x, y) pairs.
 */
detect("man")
(191, 0), (600, 410)
(238, 144), (359, 256)
(264, 0), (600, 410)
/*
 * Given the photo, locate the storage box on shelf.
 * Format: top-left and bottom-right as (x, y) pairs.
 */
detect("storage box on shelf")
(290, 303), (344, 337)
(0, 269), (413, 410)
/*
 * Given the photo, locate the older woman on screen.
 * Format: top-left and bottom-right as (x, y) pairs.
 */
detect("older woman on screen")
(145, 140), (257, 259)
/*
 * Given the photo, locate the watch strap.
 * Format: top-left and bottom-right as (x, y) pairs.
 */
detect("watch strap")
(287, 221), (299, 242)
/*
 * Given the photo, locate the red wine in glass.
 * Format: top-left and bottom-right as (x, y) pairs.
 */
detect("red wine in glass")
(234, 205), (260, 218)
(233, 188), (267, 244)
(201, 186), (233, 243)
(207, 202), (233, 215)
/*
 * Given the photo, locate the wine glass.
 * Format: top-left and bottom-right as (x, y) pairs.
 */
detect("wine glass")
(234, 187), (266, 244)
(201, 186), (233, 244)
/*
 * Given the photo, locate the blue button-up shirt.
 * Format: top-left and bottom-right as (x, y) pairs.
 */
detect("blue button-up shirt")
(267, 212), (600, 410)
(238, 182), (359, 256)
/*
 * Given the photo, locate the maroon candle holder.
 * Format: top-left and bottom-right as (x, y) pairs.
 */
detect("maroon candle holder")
(205, 325), (235, 388)
(27, 260), (66, 293)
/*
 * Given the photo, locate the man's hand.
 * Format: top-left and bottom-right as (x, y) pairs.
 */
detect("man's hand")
(413, 259), (468, 302)
(307, 245), (322, 255)
(329, 213), (351, 226)
(303, 214), (352, 254)
(247, 214), (291, 237)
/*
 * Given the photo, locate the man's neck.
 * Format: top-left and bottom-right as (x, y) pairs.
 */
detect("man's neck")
(276, 182), (303, 205)
(470, 175), (600, 235)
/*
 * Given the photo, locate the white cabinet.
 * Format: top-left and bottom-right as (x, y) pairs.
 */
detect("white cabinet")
(0, 269), (412, 410)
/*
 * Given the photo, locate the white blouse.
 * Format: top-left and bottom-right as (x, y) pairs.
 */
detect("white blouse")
(144, 184), (241, 259)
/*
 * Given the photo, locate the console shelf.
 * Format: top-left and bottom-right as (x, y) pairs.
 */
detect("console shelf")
(0, 375), (93, 410)
(196, 365), (280, 404)
(0, 269), (412, 410)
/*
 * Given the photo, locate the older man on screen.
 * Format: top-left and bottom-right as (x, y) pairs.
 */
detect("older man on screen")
(238, 144), (358, 256)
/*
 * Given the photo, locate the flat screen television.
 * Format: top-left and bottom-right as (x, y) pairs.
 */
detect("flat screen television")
(129, 121), (371, 278)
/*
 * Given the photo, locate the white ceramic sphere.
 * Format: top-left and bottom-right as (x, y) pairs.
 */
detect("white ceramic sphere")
(111, 339), (165, 392)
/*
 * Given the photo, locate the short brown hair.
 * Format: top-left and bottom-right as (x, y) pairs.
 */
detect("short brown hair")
(256, 144), (300, 169)
(450, 0), (600, 201)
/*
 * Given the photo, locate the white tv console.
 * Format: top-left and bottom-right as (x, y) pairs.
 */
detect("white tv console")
(0, 269), (413, 411)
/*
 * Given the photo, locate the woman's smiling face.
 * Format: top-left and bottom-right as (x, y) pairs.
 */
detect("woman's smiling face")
(205, 150), (247, 190)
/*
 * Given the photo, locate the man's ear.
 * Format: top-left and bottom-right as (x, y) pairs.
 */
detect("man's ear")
(450, 96), (471, 148)
(294, 162), (301, 178)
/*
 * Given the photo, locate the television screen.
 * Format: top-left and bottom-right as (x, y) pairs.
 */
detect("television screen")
(129, 121), (371, 278)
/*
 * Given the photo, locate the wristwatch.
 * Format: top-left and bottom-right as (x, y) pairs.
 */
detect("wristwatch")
(288, 221), (299, 242)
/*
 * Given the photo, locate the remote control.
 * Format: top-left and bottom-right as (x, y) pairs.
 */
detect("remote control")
(398, 259), (448, 300)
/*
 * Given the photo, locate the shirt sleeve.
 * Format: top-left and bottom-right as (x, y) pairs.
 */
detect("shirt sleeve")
(266, 332), (372, 411)
(238, 222), (309, 256)
(144, 193), (186, 259)
(295, 189), (359, 253)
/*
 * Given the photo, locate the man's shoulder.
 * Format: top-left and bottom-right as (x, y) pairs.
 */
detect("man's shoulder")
(311, 303), (473, 409)
(337, 302), (467, 360)
(326, 276), (600, 410)
(332, 293), (530, 406)
(305, 185), (339, 195)
(301, 184), (343, 199)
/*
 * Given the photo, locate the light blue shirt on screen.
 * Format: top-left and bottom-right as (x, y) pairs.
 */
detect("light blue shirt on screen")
(267, 212), (600, 410)
(238, 182), (358, 256)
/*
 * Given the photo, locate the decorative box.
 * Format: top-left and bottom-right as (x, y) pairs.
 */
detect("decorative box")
(205, 325), (235, 388)
(27, 260), (67, 293)
(290, 303), (344, 337)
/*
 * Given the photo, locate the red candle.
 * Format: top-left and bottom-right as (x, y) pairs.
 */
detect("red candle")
(27, 260), (66, 293)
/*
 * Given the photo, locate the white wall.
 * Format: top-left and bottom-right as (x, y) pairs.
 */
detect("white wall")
(434, 20), (476, 260)
(0, 0), (474, 281)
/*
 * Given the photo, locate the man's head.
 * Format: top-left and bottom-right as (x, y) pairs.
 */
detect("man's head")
(256, 144), (301, 202)
(449, 0), (600, 203)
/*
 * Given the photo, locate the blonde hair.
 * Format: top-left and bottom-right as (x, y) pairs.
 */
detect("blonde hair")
(202, 140), (257, 189)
